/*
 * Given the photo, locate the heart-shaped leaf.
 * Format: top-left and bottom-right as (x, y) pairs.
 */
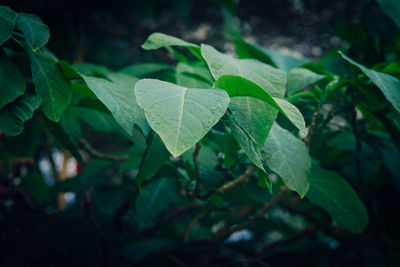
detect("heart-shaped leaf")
(135, 79), (230, 157)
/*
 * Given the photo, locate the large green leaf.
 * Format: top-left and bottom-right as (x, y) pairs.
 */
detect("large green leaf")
(29, 49), (73, 122)
(229, 117), (265, 171)
(0, 59), (26, 109)
(307, 164), (369, 233)
(202, 44), (286, 97)
(234, 39), (308, 73)
(0, 6), (16, 46)
(135, 79), (230, 157)
(230, 97), (277, 147)
(80, 73), (149, 135)
(376, 0), (400, 29)
(175, 61), (213, 88)
(340, 51), (400, 113)
(16, 13), (50, 51)
(215, 75), (306, 133)
(287, 68), (325, 96)
(141, 32), (201, 58)
(120, 63), (174, 78)
(262, 123), (311, 197)
(0, 94), (41, 136)
(135, 177), (177, 228)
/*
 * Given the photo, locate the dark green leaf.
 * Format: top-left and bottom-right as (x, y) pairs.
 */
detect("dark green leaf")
(0, 6), (16, 45)
(136, 177), (177, 228)
(0, 94), (41, 136)
(29, 48), (73, 122)
(16, 12), (50, 51)
(287, 68), (325, 96)
(307, 164), (369, 233)
(0, 59), (26, 109)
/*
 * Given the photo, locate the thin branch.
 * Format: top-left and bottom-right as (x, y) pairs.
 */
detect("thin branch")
(215, 166), (257, 194)
(184, 207), (211, 242)
(212, 187), (290, 241)
(80, 139), (129, 161)
(304, 105), (321, 147)
(192, 142), (202, 196)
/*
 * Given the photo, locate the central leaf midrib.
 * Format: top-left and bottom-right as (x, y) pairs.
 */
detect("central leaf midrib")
(175, 87), (187, 149)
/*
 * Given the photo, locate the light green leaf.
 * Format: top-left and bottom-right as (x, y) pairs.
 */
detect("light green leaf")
(262, 123), (311, 197)
(135, 79), (230, 157)
(229, 117), (265, 171)
(376, 0), (400, 29)
(176, 61), (213, 88)
(0, 94), (41, 136)
(0, 59), (26, 109)
(142, 32), (201, 58)
(287, 68), (325, 95)
(202, 44), (286, 97)
(307, 164), (369, 233)
(339, 51), (400, 113)
(29, 48), (73, 122)
(215, 75), (306, 133)
(0, 6), (16, 45)
(234, 39), (308, 73)
(230, 97), (277, 147)
(120, 63), (174, 78)
(136, 178), (177, 228)
(16, 13), (50, 51)
(80, 73), (149, 135)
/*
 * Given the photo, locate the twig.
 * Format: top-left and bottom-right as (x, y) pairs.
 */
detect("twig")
(184, 207), (211, 242)
(215, 166), (257, 194)
(80, 139), (129, 161)
(213, 187), (290, 241)
(304, 105), (321, 147)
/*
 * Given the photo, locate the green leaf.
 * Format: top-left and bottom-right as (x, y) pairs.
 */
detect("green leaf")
(16, 12), (50, 51)
(29, 48), (73, 122)
(234, 39), (308, 73)
(262, 123), (311, 197)
(136, 177), (177, 228)
(307, 164), (369, 233)
(0, 94), (41, 136)
(135, 133), (170, 187)
(287, 68), (325, 96)
(0, 59), (26, 109)
(80, 73), (149, 135)
(176, 61), (213, 88)
(339, 51), (400, 113)
(202, 44), (286, 97)
(141, 32), (201, 58)
(230, 97), (277, 148)
(135, 79), (230, 157)
(72, 106), (119, 132)
(229, 117), (265, 171)
(257, 168), (272, 193)
(376, 0), (400, 29)
(0, 6), (16, 45)
(120, 63), (174, 78)
(215, 75), (306, 133)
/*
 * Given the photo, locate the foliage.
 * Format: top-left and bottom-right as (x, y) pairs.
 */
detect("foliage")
(1, 1), (400, 266)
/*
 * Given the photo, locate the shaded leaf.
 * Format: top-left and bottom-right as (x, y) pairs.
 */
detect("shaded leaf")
(287, 68), (325, 95)
(307, 164), (369, 233)
(340, 51), (400, 113)
(136, 177), (177, 228)
(29, 48), (73, 122)
(376, 0), (400, 29)
(135, 79), (230, 157)
(0, 59), (26, 109)
(16, 12), (50, 51)
(0, 94), (41, 136)
(0, 6), (16, 45)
